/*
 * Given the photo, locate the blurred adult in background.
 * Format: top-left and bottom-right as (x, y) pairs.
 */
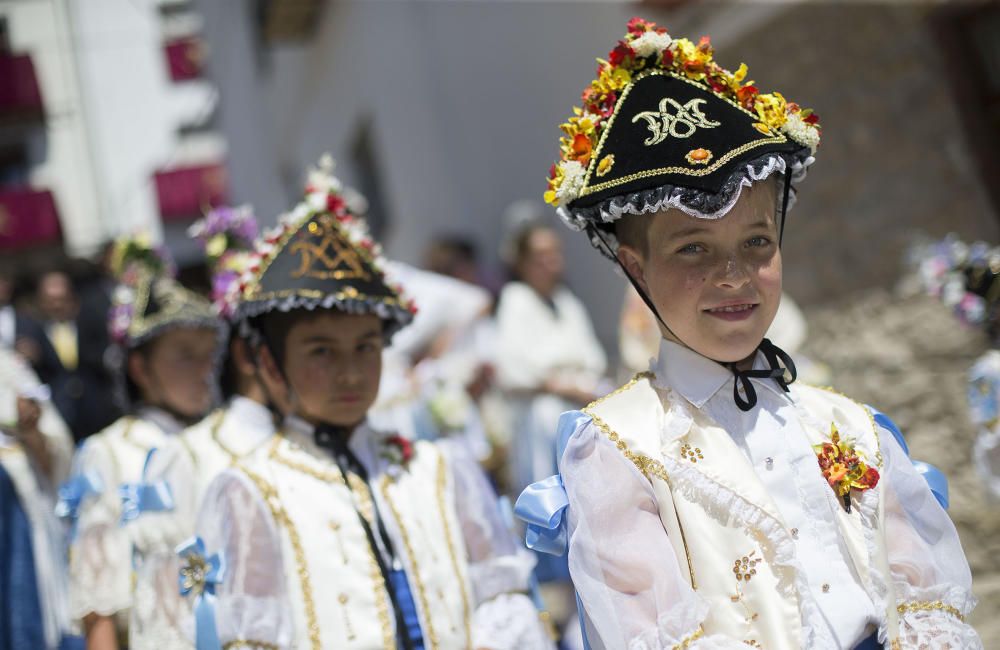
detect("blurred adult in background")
(495, 202), (608, 496)
(0, 269), (34, 353)
(19, 269), (119, 442)
(0, 346), (77, 650)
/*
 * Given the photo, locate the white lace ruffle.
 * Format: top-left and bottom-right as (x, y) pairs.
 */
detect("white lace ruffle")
(472, 592), (554, 650)
(468, 550), (535, 604)
(557, 152), (813, 260)
(654, 392), (835, 649)
(628, 598), (749, 650)
(898, 606), (984, 650)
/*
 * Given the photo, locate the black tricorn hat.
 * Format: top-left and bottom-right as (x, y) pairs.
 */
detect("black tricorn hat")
(544, 18), (821, 258)
(233, 158), (415, 338)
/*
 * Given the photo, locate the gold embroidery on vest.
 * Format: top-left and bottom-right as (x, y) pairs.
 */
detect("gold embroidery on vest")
(239, 464), (323, 650)
(674, 626), (704, 649)
(267, 441), (395, 649)
(436, 454), (473, 647)
(680, 443), (704, 463)
(381, 474), (439, 650)
(338, 593), (356, 641)
(583, 373), (698, 590)
(730, 550), (762, 641)
(222, 640), (280, 649)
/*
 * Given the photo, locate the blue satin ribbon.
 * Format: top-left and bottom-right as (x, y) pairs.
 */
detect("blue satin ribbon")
(869, 407), (950, 510)
(515, 474), (569, 556)
(176, 536), (225, 650)
(55, 472), (102, 520)
(912, 461), (949, 510)
(119, 448), (174, 524)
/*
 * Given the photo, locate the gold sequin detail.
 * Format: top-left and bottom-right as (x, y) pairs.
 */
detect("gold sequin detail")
(897, 600), (965, 622)
(583, 373), (698, 590)
(680, 443), (704, 463)
(732, 551), (761, 582)
(338, 593), (356, 641)
(436, 454), (472, 647)
(380, 474), (439, 650)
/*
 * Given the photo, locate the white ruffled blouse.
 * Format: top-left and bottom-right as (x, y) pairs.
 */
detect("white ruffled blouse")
(559, 340), (981, 649)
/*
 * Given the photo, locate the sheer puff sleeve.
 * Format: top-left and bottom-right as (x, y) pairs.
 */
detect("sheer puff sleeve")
(437, 438), (553, 650)
(560, 414), (746, 650)
(68, 437), (132, 620)
(195, 468), (293, 649)
(877, 420), (983, 648)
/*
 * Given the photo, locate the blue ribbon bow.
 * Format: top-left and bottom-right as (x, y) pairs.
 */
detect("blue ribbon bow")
(56, 472), (103, 520)
(119, 448), (174, 524)
(176, 536), (225, 650)
(515, 474), (570, 556)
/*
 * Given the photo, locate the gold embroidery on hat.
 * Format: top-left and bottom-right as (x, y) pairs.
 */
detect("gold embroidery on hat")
(290, 214), (371, 281)
(632, 97), (720, 145)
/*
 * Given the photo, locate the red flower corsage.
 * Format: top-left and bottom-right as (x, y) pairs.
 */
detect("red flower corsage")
(380, 434), (414, 472)
(813, 424), (880, 513)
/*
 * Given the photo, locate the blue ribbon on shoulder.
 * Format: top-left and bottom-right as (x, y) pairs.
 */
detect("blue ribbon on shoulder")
(868, 407), (949, 510)
(119, 448), (174, 524)
(516, 474), (569, 556)
(55, 472), (103, 540)
(56, 472), (103, 520)
(177, 536), (225, 650)
(912, 461), (949, 510)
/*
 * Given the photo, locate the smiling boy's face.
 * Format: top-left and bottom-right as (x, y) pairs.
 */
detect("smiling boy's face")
(618, 180), (782, 364)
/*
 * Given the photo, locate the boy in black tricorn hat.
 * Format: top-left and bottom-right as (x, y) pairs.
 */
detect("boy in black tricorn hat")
(188, 157), (554, 649)
(516, 18), (981, 649)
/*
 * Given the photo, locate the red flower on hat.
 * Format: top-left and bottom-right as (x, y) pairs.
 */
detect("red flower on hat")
(326, 194), (345, 214)
(736, 84), (759, 110)
(609, 41), (635, 67)
(627, 17), (649, 36)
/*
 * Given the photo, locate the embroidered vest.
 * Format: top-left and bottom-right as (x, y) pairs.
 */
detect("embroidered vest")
(239, 436), (474, 650)
(582, 373), (900, 649)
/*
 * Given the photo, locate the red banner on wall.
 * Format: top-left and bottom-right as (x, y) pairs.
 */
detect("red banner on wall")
(154, 163), (228, 221)
(0, 188), (62, 250)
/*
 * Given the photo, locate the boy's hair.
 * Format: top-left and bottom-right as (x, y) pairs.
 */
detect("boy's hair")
(252, 310), (316, 371)
(252, 308), (387, 371)
(614, 215), (649, 259)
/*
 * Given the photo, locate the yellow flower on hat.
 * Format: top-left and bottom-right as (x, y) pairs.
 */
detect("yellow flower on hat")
(754, 92), (788, 131)
(592, 64), (632, 95)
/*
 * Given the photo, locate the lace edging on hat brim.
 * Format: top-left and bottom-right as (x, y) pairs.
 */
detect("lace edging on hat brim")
(557, 150), (813, 259)
(234, 293), (413, 340)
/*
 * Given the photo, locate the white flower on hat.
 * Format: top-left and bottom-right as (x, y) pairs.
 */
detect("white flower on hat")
(631, 31), (672, 58)
(782, 112), (821, 153)
(555, 160), (587, 204)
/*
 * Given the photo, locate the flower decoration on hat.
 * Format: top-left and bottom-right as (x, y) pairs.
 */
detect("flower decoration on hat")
(107, 234), (223, 409)
(189, 204), (260, 320)
(544, 17), (821, 232)
(232, 155), (416, 338)
(814, 423), (879, 513)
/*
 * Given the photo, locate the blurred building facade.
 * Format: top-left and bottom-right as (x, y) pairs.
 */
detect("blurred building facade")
(0, 0), (227, 267)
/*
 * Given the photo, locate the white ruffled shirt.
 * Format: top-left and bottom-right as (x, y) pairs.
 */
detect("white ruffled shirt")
(561, 339), (981, 649)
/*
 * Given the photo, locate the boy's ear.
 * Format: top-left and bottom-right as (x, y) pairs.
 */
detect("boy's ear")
(617, 245), (649, 295)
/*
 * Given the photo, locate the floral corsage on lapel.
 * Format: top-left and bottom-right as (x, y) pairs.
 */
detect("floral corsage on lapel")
(380, 434), (415, 478)
(814, 424), (880, 513)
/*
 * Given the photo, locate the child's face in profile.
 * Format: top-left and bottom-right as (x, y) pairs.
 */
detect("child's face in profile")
(619, 180), (782, 365)
(282, 312), (384, 428)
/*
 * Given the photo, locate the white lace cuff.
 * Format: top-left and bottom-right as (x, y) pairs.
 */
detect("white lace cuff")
(627, 600), (746, 650)
(472, 592), (555, 650)
(897, 603), (983, 650)
(468, 549), (536, 604)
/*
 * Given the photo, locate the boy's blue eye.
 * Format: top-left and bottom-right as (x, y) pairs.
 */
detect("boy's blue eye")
(747, 236), (771, 247)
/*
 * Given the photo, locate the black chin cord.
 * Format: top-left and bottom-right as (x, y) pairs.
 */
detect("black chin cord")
(729, 337), (798, 412)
